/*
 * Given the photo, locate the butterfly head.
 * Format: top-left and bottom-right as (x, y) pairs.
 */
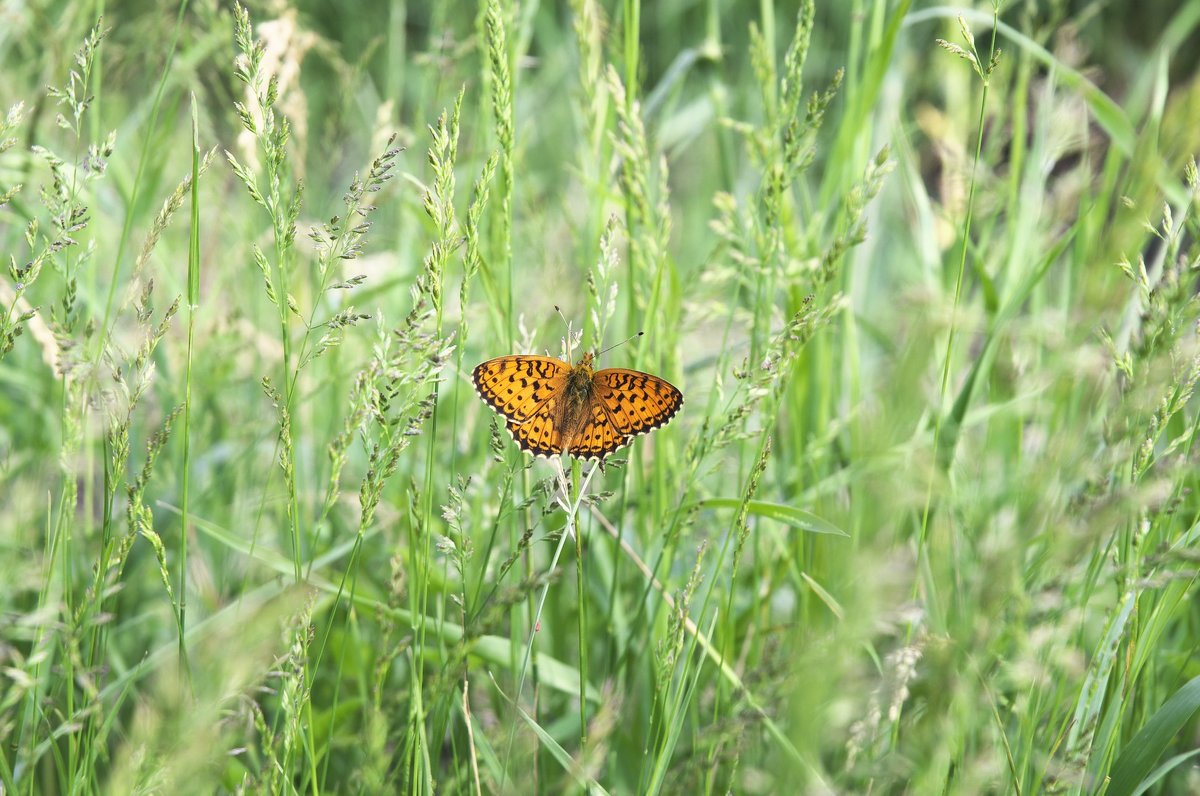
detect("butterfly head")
(576, 351), (595, 375)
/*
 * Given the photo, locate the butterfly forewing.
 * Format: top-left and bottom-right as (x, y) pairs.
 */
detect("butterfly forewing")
(472, 355), (571, 423)
(591, 368), (684, 437)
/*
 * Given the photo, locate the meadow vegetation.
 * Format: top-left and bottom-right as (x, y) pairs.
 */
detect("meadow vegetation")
(2, 0), (1200, 793)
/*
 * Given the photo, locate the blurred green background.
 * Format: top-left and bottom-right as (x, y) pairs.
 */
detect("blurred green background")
(2, 0), (1200, 793)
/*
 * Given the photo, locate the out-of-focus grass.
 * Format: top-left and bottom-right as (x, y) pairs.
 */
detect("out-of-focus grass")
(1, 1), (1199, 793)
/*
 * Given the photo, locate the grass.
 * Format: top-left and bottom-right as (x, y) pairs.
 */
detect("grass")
(2, 0), (1200, 793)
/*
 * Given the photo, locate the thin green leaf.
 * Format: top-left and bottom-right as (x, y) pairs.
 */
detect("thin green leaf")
(1131, 749), (1200, 796)
(1105, 675), (1200, 796)
(501, 680), (610, 796)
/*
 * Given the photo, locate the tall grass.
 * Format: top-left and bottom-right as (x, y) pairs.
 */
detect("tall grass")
(2, 1), (1200, 793)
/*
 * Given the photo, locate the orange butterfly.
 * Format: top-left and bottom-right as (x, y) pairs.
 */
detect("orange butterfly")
(472, 351), (683, 460)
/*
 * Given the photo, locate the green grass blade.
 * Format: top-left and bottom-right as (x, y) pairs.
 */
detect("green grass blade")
(1104, 675), (1200, 796)
(1068, 592), (1137, 755)
(508, 695), (610, 796)
(1129, 749), (1200, 796)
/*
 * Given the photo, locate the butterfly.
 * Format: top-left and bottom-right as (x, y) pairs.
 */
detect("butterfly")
(472, 351), (683, 460)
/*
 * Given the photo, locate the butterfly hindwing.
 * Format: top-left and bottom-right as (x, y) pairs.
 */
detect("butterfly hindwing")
(506, 407), (563, 457)
(472, 355), (571, 424)
(565, 399), (630, 459)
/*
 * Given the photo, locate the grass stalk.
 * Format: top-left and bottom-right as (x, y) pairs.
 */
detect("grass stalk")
(176, 93), (201, 683)
(915, 10), (1001, 606)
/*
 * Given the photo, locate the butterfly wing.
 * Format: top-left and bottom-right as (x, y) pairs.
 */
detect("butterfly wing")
(505, 407), (565, 457)
(564, 400), (631, 460)
(574, 368), (683, 459)
(473, 356), (683, 460)
(472, 355), (571, 423)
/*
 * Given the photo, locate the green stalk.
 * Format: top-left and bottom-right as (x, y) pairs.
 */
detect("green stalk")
(274, 250), (300, 583)
(906, 10), (1000, 747)
(411, 309), (443, 796)
(61, 414), (79, 792)
(484, 0), (516, 350)
(177, 94), (201, 683)
(622, 0), (641, 326)
(916, 12), (998, 590)
(623, 0), (640, 105)
(573, 461), (587, 749)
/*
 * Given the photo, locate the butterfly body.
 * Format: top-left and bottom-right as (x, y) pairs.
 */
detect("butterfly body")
(558, 352), (597, 449)
(472, 351), (682, 460)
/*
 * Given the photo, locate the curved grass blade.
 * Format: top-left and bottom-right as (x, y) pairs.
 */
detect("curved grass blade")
(1104, 674), (1200, 796)
(1130, 749), (1200, 796)
(491, 673), (611, 796)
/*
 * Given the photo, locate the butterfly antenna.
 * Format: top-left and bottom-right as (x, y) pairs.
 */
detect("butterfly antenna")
(597, 330), (644, 358)
(555, 305), (582, 361)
